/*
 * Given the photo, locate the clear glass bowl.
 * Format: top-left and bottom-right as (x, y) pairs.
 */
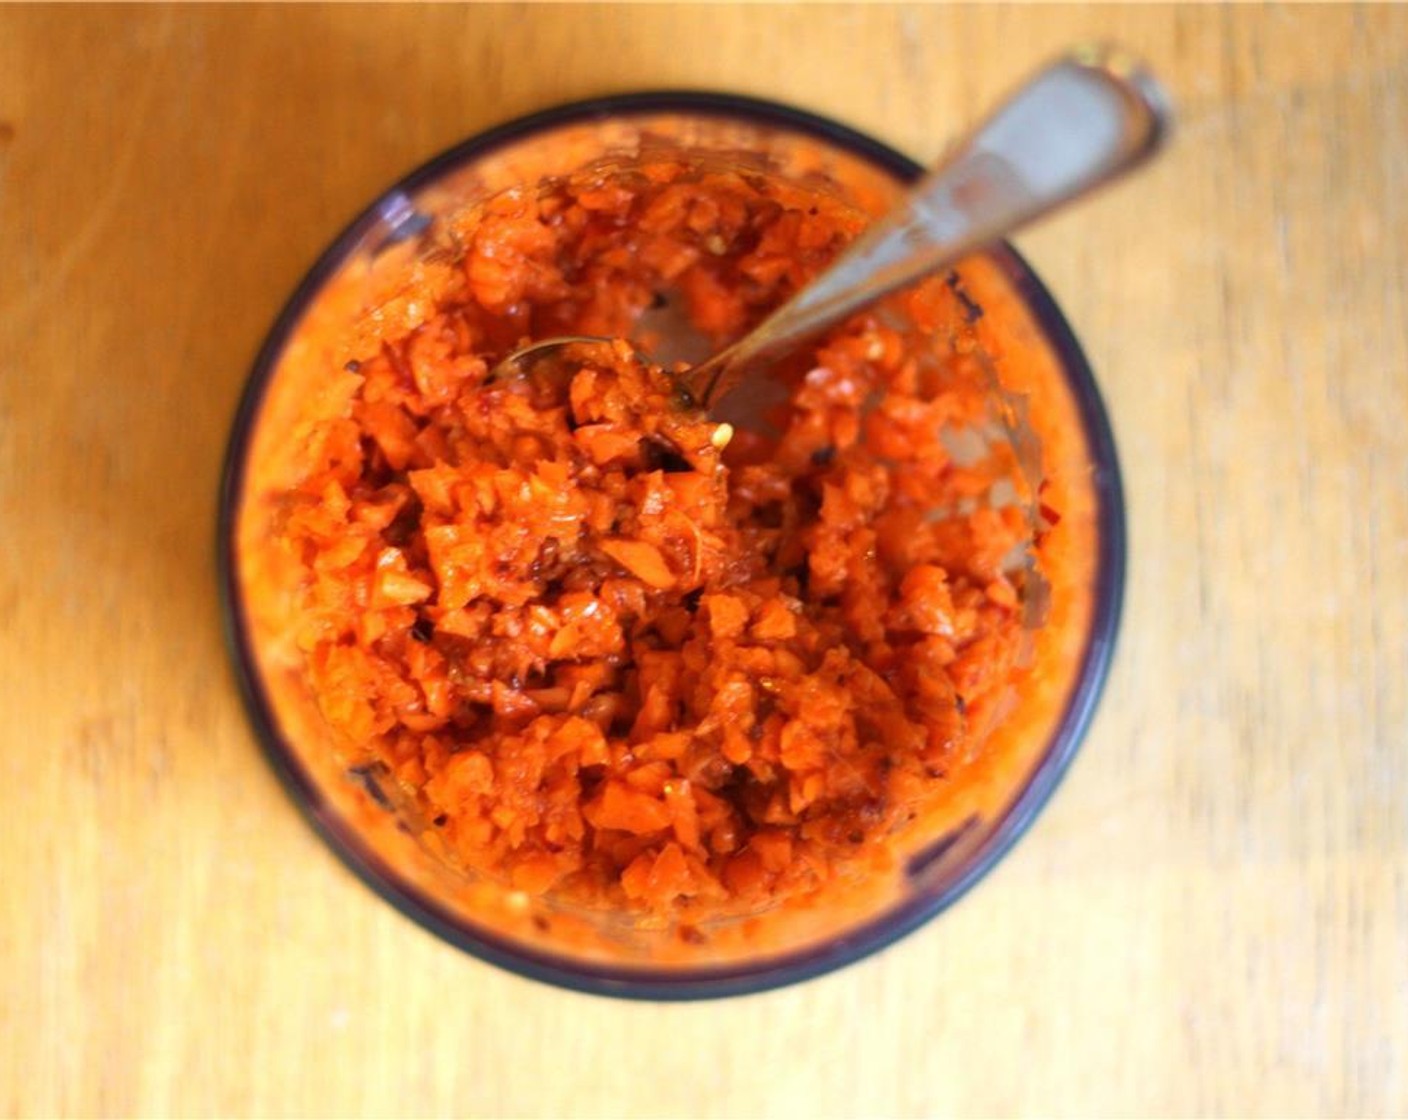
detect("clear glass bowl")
(219, 92), (1125, 999)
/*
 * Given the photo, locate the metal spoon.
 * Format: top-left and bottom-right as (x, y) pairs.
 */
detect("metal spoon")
(495, 45), (1170, 412)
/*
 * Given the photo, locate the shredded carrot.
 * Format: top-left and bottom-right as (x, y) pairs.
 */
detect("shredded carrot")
(598, 539), (676, 590)
(261, 158), (1041, 919)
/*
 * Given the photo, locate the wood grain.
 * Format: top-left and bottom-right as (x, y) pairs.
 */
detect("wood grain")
(1, 5), (1404, 1116)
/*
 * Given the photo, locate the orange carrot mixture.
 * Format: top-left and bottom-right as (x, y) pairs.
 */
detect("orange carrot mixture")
(271, 161), (1038, 916)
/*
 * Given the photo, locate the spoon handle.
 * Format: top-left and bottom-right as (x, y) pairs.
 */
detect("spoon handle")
(687, 45), (1171, 407)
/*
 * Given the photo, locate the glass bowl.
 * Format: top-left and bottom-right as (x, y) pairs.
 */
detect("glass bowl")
(219, 92), (1125, 999)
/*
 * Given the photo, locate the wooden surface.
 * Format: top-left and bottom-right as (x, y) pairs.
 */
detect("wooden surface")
(2, 5), (1405, 1117)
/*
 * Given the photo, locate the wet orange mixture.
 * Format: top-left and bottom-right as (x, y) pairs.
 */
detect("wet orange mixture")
(270, 161), (1043, 917)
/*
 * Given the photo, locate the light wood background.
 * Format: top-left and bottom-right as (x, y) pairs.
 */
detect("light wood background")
(1, 4), (1404, 1117)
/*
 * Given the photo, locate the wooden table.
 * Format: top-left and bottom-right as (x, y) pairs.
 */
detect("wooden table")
(2, 5), (1404, 1116)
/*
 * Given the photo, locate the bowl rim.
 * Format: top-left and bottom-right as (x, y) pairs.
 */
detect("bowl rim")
(217, 89), (1126, 1001)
